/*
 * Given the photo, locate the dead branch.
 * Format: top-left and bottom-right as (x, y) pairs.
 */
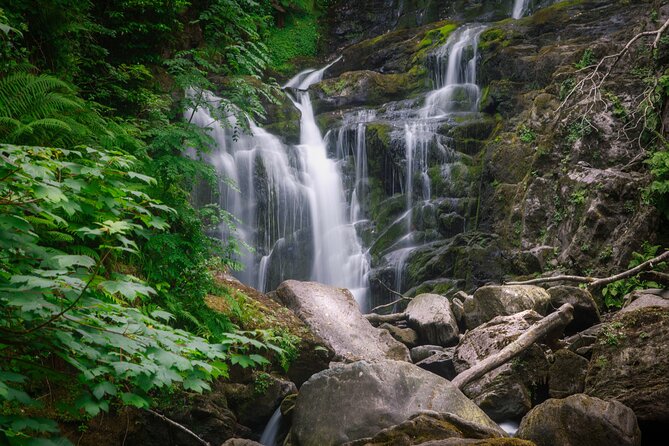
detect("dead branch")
(375, 278), (408, 299)
(147, 410), (210, 446)
(506, 250), (669, 289)
(559, 17), (669, 114)
(506, 275), (593, 287)
(370, 279), (413, 313)
(638, 271), (669, 287)
(365, 312), (407, 325)
(589, 249), (669, 288)
(451, 303), (574, 390)
(556, 17), (669, 150)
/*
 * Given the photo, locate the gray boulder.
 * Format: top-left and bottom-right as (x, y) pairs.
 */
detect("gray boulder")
(276, 280), (410, 362)
(291, 360), (505, 445)
(620, 288), (669, 314)
(548, 349), (588, 398)
(416, 348), (457, 380)
(586, 307), (669, 422)
(379, 323), (419, 348)
(342, 411), (508, 446)
(546, 286), (600, 334)
(517, 394), (641, 446)
(464, 285), (551, 329)
(454, 311), (549, 421)
(410, 345), (445, 363)
(406, 293), (460, 346)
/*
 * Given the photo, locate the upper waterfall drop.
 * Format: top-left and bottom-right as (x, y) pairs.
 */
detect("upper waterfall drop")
(512, 0), (531, 19)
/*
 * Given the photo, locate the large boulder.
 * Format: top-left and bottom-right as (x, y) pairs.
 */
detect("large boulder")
(291, 360), (505, 445)
(275, 280), (410, 362)
(585, 307), (669, 422)
(516, 394), (641, 446)
(454, 311), (549, 421)
(405, 293), (460, 346)
(546, 286), (600, 334)
(463, 286), (551, 329)
(342, 412), (522, 446)
(548, 350), (588, 399)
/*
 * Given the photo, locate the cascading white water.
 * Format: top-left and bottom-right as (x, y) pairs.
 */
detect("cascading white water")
(189, 95), (311, 290)
(191, 58), (370, 309)
(512, 0), (531, 19)
(286, 59), (371, 309)
(422, 25), (486, 118)
(386, 24), (485, 293)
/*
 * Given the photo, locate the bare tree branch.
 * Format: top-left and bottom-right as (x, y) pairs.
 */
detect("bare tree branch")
(147, 410), (210, 446)
(506, 250), (669, 289)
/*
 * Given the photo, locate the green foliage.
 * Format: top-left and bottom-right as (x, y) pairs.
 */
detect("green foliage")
(566, 117), (594, 143)
(574, 48), (595, 69)
(0, 144), (226, 443)
(265, 14), (319, 75)
(518, 124), (536, 143)
(569, 189), (587, 206)
(646, 149), (669, 219)
(0, 0), (301, 443)
(559, 77), (575, 100)
(601, 242), (667, 308)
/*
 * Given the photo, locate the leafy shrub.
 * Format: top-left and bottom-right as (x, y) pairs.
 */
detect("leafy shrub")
(601, 242), (667, 308)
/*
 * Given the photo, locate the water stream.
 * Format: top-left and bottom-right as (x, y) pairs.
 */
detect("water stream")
(512, 0), (531, 19)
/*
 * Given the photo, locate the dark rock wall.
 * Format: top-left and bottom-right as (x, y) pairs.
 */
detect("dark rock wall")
(266, 0), (668, 306)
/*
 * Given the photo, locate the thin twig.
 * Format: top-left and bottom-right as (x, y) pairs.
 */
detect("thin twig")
(147, 409), (210, 446)
(375, 278), (406, 299)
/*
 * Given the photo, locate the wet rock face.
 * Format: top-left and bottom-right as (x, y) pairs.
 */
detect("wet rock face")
(463, 286), (551, 329)
(546, 286), (600, 334)
(454, 310), (549, 421)
(291, 360), (504, 446)
(585, 307), (669, 423)
(516, 394), (641, 446)
(405, 293), (460, 346)
(548, 349), (588, 399)
(275, 280), (411, 362)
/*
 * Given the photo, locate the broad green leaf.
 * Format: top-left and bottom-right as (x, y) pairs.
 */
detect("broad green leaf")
(34, 184), (68, 203)
(50, 255), (96, 269)
(99, 280), (155, 300)
(150, 310), (174, 322)
(127, 171), (157, 184)
(183, 378), (210, 392)
(92, 381), (117, 400)
(120, 392), (150, 408)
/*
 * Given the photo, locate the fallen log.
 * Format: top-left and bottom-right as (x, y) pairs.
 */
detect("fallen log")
(364, 312), (407, 325)
(451, 303), (574, 390)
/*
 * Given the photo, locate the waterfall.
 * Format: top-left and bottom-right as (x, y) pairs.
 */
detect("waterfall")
(423, 25), (486, 118)
(285, 59), (371, 309)
(260, 407), (283, 446)
(376, 24), (486, 295)
(512, 0), (531, 19)
(192, 58), (370, 309)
